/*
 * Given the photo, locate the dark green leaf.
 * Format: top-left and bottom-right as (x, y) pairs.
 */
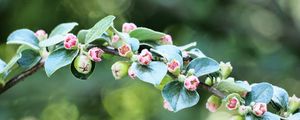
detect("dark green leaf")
(18, 50), (41, 69)
(246, 83), (274, 105)
(130, 62), (167, 85)
(49, 22), (78, 37)
(186, 57), (220, 77)
(85, 15), (115, 44)
(44, 48), (79, 77)
(129, 27), (165, 41)
(162, 81), (200, 112)
(39, 35), (65, 47)
(7, 29), (39, 50)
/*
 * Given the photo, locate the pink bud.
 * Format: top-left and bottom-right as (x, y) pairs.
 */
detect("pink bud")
(122, 23), (137, 33)
(35, 29), (48, 41)
(184, 76), (200, 91)
(118, 44), (132, 57)
(138, 49), (153, 65)
(252, 103), (267, 116)
(88, 47), (104, 62)
(128, 68), (136, 80)
(112, 35), (120, 43)
(160, 35), (173, 45)
(163, 100), (173, 111)
(226, 97), (240, 110)
(64, 33), (78, 49)
(167, 59), (180, 73)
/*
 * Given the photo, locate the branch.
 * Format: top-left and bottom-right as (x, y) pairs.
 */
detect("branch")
(200, 81), (226, 98)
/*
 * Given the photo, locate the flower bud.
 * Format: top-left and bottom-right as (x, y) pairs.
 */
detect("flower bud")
(184, 76), (200, 91)
(64, 33), (78, 49)
(88, 47), (104, 62)
(112, 34), (120, 43)
(128, 68), (136, 80)
(252, 103), (267, 117)
(118, 44), (133, 58)
(205, 77), (214, 86)
(206, 95), (221, 112)
(35, 29), (48, 41)
(138, 49), (153, 65)
(226, 96), (240, 110)
(159, 35), (173, 45)
(220, 61), (233, 79)
(167, 59), (180, 76)
(163, 100), (173, 111)
(122, 23), (137, 33)
(229, 115), (243, 120)
(74, 54), (93, 74)
(238, 105), (251, 115)
(178, 74), (186, 82)
(186, 69), (195, 76)
(111, 61), (130, 80)
(288, 95), (300, 114)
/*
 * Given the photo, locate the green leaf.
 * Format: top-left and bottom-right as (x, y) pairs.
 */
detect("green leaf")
(130, 62), (167, 85)
(44, 48), (79, 77)
(39, 35), (65, 47)
(271, 86), (289, 110)
(0, 59), (7, 85)
(17, 49), (41, 69)
(188, 48), (206, 58)
(186, 57), (220, 77)
(7, 29), (40, 50)
(246, 83), (274, 105)
(155, 75), (173, 90)
(155, 45), (183, 66)
(77, 29), (89, 44)
(262, 112), (281, 120)
(288, 113), (300, 120)
(85, 15), (115, 44)
(215, 80), (251, 96)
(162, 81), (200, 112)
(49, 22), (78, 37)
(129, 27), (166, 41)
(125, 37), (140, 52)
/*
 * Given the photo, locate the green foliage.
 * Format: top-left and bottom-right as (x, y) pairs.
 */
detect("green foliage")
(49, 22), (78, 37)
(271, 86), (289, 110)
(186, 57), (219, 77)
(17, 49), (41, 69)
(162, 81), (200, 112)
(39, 35), (65, 47)
(215, 80), (251, 96)
(129, 27), (166, 41)
(245, 83), (274, 104)
(7, 29), (40, 50)
(288, 113), (300, 120)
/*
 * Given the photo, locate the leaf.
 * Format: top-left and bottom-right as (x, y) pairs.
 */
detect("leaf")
(130, 62), (167, 85)
(17, 49), (41, 69)
(155, 75), (173, 90)
(129, 27), (166, 41)
(245, 83), (274, 105)
(85, 15), (115, 44)
(125, 37), (140, 52)
(155, 45), (183, 66)
(49, 22), (78, 37)
(0, 59), (7, 85)
(77, 29), (89, 44)
(271, 86), (289, 110)
(262, 112), (281, 120)
(215, 80), (251, 96)
(186, 57), (220, 77)
(189, 48), (206, 58)
(44, 48), (79, 77)
(39, 35), (65, 47)
(7, 29), (40, 50)
(288, 113), (300, 120)
(162, 81), (200, 112)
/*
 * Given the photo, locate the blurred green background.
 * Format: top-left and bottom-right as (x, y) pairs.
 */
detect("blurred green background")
(0, 0), (300, 119)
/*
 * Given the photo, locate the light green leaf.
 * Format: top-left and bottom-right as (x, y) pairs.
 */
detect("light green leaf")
(77, 29), (89, 44)
(246, 83), (274, 105)
(271, 86), (289, 110)
(186, 57), (220, 77)
(215, 80), (251, 96)
(7, 29), (39, 50)
(288, 113), (300, 120)
(125, 37), (140, 52)
(188, 48), (206, 58)
(44, 48), (79, 77)
(262, 112), (281, 120)
(155, 45), (183, 67)
(85, 15), (115, 44)
(49, 22), (78, 37)
(129, 27), (166, 41)
(39, 35), (65, 47)
(130, 62), (167, 85)
(162, 81), (200, 112)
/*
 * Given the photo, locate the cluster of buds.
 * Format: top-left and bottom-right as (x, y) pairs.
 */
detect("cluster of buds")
(88, 47), (104, 62)
(64, 33), (78, 49)
(184, 75), (200, 91)
(163, 100), (173, 111)
(206, 95), (221, 112)
(35, 29), (48, 41)
(252, 103), (267, 116)
(122, 23), (137, 33)
(159, 35), (173, 45)
(138, 49), (153, 65)
(167, 59), (180, 76)
(111, 61), (130, 80)
(118, 44), (133, 58)
(219, 61), (233, 79)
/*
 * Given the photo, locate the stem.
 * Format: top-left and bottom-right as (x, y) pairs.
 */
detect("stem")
(200, 81), (226, 98)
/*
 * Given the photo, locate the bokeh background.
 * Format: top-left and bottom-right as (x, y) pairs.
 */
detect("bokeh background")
(0, 0), (300, 120)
